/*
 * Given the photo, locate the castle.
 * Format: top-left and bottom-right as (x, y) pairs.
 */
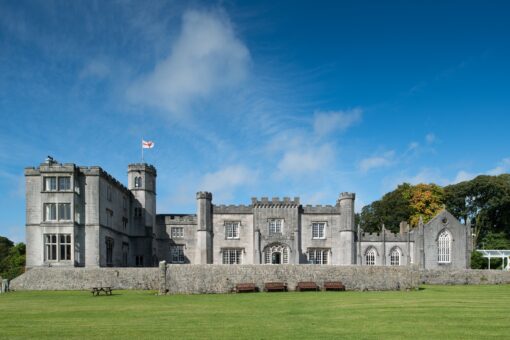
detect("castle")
(24, 157), (472, 269)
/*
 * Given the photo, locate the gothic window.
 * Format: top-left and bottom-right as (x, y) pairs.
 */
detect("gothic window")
(365, 248), (376, 266)
(312, 222), (326, 239)
(171, 227), (184, 238)
(225, 221), (240, 239)
(44, 234), (71, 261)
(171, 245), (185, 263)
(264, 244), (289, 264)
(438, 230), (452, 263)
(134, 176), (142, 188)
(390, 248), (401, 266)
(308, 248), (329, 264)
(122, 217), (128, 230)
(268, 219), (283, 235)
(222, 248), (243, 264)
(134, 207), (143, 218)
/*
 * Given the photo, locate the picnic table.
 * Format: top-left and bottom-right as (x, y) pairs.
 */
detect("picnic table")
(91, 287), (113, 296)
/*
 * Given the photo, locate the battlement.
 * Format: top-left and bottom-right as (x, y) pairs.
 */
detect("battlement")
(302, 205), (339, 214)
(128, 163), (157, 176)
(213, 204), (253, 214)
(251, 197), (300, 207)
(361, 229), (410, 242)
(159, 214), (197, 225)
(196, 191), (212, 200)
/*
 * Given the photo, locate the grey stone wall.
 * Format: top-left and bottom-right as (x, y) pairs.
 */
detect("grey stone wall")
(165, 264), (420, 293)
(421, 269), (510, 285)
(9, 267), (159, 291)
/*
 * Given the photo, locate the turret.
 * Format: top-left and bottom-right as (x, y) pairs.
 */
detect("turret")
(196, 191), (213, 264)
(337, 192), (356, 264)
(128, 163), (157, 266)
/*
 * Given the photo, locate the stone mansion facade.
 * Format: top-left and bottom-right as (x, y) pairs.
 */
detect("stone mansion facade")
(24, 158), (472, 269)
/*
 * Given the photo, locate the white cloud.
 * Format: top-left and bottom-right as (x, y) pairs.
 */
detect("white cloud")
(313, 108), (362, 136)
(359, 151), (395, 173)
(276, 144), (334, 177)
(127, 9), (250, 115)
(487, 158), (510, 176)
(452, 170), (476, 184)
(199, 165), (257, 202)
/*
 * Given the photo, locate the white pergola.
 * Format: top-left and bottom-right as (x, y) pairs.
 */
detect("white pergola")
(477, 250), (510, 270)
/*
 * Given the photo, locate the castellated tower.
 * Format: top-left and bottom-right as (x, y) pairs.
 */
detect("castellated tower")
(128, 163), (157, 266)
(196, 192), (213, 264)
(337, 192), (357, 265)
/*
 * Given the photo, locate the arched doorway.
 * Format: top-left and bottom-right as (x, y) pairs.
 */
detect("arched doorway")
(263, 243), (289, 264)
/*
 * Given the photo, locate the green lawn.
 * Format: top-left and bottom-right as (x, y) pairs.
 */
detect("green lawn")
(1, 285), (509, 339)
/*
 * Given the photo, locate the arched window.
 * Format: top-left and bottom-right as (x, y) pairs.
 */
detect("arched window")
(438, 230), (452, 263)
(365, 248), (376, 266)
(264, 244), (289, 264)
(390, 248), (401, 266)
(134, 176), (142, 188)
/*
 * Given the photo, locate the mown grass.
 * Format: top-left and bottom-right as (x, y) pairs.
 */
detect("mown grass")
(1, 285), (509, 339)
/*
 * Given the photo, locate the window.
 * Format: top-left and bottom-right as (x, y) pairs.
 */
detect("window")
(122, 242), (129, 267)
(438, 230), (452, 263)
(222, 249), (243, 264)
(171, 245), (185, 263)
(44, 234), (71, 261)
(106, 209), (113, 227)
(390, 248), (401, 266)
(264, 244), (289, 264)
(225, 221), (240, 239)
(171, 227), (184, 238)
(268, 219), (283, 235)
(312, 222), (326, 239)
(58, 177), (71, 191)
(43, 203), (57, 221)
(308, 248), (329, 264)
(44, 177), (57, 191)
(134, 176), (142, 188)
(106, 237), (114, 266)
(366, 248), (376, 266)
(123, 196), (127, 210)
(58, 203), (71, 221)
(134, 207), (143, 218)
(122, 217), (128, 230)
(135, 255), (144, 267)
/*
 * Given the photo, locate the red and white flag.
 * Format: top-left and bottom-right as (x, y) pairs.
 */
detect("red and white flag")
(142, 140), (155, 149)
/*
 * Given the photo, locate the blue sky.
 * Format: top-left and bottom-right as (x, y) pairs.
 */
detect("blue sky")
(1, 1), (509, 242)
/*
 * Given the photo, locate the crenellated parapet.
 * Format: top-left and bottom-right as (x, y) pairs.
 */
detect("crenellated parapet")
(361, 229), (410, 242)
(127, 163), (157, 176)
(196, 191), (212, 200)
(302, 205), (339, 214)
(159, 214), (197, 225)
(251, 197), (300, 208)
(213, 204), (253, 214)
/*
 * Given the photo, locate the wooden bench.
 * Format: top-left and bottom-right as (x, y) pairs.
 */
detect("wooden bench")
(91, 287), (113, 296)
(235, 283), (257, 293)
(323, 282), (346, 291)
(296, 281), (319, 291)
(264, 282), (287, 292)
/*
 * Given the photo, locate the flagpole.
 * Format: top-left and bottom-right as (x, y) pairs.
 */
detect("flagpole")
(141, 138), (144, 163)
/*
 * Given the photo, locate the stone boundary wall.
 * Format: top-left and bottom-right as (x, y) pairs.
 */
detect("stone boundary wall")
(9, 268), (159, 291)
(164, 264), (420, 294)
(8, 266), (510, 292)
(421, 269), (510, 285)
